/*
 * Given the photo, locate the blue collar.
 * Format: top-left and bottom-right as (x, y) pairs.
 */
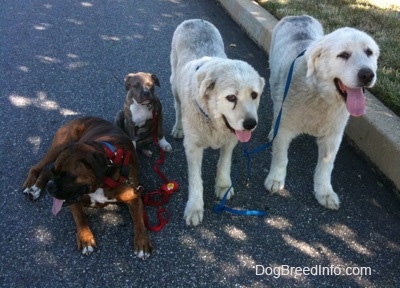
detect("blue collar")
(100, 141), (116, 153)
(194, 99), (210, 120)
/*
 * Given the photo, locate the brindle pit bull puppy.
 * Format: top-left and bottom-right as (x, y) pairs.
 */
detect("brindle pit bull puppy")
(114, 72), (172, 157)
(22, 117), (152, 259)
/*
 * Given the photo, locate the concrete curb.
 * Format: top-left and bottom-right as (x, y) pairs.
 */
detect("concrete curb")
(218, 0), (400, 190)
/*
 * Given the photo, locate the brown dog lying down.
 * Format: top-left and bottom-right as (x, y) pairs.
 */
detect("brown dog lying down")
(114, 72), (172, 157)
(22, 117), (152, 259)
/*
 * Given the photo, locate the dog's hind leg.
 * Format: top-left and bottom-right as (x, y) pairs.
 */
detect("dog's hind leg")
(314, 134), (342, 210)
(171, 86), (184, 138)
(22, 124), (75, 199)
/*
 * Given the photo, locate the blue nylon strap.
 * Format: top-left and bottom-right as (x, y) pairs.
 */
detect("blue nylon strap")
(213, 50), (306, 217)
(213, 161), (266, 217)
(244, 49), (306, 156)
(101, 141), (116, 153)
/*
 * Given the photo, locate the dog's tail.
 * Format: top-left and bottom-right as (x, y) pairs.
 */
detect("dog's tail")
(113, 110), (126, 132)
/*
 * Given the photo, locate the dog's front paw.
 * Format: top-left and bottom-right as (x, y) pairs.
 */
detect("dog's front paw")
(76, 229), (96, 256)
(264, 174), (285, 193)
(158, 137), (172, 152)
(215, 185), (234, 200)
(184, 201), (204, 226)
(23, 185), (42, 200)
(314, 185), (340, 210)
(134, 233), (152, 260)
(171, 126), (184, 139)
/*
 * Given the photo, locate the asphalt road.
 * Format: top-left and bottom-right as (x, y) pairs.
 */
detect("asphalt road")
(1, 0), (399, 287)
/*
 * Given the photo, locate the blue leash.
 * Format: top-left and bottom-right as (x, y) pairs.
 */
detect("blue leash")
(213, 50), (306, 217)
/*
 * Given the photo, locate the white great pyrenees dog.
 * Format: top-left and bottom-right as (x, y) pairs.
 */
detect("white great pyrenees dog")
(170, 19), (265, 226)
(265, 15), (379, 209)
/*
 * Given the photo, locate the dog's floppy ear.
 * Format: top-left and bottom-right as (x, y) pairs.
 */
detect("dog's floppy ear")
(151, 74), (160, 87)
(82, 151), (108, 183)
(197, 71), (215, 99)
(305, 41), (323, 78)
(124, 73), (134, 91)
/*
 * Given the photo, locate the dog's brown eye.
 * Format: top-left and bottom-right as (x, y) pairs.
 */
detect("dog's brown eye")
(251, 92), (258, 100)
(365, 48), (373, 56)
(133, 83), (140, 89)
(337, 51), (350, 60)
(226, 95), (237, 102)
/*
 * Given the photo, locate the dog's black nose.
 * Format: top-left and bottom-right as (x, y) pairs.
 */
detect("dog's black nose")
(358, 68), (374, 85)
(243, 118), (257, 130)
(46, 180), (57, 196)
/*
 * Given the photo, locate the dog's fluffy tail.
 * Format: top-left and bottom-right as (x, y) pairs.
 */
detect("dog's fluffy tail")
(113, 110), (126, 132)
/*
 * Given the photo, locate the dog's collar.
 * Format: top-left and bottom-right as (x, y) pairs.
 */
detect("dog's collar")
(194, 99), (210, 120)
(101, 141), (116, 153)
(100, 142), (132, 188)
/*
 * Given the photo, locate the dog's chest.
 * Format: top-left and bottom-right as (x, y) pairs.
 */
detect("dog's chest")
(89, 188), (117, 206)
(130, 103), (153, 127)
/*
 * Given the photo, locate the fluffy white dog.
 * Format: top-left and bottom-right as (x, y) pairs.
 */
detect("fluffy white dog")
(170, 19), (265, 226)
(265, 15), (379, 209)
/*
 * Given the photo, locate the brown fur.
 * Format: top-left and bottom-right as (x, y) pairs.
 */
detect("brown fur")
(22, 117), (152, 258)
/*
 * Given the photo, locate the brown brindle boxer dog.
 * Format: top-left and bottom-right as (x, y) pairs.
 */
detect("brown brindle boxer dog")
(114, 72), (172, 157)
(22, 117), (152, 259)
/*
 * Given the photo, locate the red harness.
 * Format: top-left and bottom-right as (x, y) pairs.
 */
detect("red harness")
(142, 110), (179, 232)
(101, 142), (132, 189)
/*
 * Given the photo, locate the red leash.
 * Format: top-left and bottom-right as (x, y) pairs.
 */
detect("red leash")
(142, 110), (178, 232)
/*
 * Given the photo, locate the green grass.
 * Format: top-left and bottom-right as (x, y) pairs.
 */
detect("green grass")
(256, 0), (400, 116)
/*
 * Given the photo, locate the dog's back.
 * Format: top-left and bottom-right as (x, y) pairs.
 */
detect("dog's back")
(171, 19), (226, 73)
(269, 16), (323, 91)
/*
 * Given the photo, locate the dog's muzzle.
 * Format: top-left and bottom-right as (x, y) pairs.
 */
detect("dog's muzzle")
(46, 179), (90, 207)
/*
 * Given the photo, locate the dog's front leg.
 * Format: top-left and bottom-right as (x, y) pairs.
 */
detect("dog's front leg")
(314, 134), (342, 210)
(264, 130), (295, 192)
(183, 141), (204, 226)
(124, 192), (152, 259)
(69, 203), (96, 255)
(215, 140), (237, 199)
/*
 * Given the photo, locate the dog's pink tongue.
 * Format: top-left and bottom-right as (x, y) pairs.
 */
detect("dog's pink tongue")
(52, 198), (64, 216)
(346, 87), (366, 117)
(235, 130), (252, 143)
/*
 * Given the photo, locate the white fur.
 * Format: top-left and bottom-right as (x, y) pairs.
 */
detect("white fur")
(170, 19), (265, 225)
(129, 102), (152, 127)
(89, 188), (117, 206)
(265, 15), (379, 209)
(23, 184), (42, 200)
(135, 250), (151, 260)
(158, 136), (172, 152)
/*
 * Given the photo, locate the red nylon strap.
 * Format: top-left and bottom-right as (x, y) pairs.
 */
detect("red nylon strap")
(142, 110), (179, 232)
(102, 144), (131, 189)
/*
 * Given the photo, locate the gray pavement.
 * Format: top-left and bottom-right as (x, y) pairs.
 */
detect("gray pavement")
(1, 0), (399, 287)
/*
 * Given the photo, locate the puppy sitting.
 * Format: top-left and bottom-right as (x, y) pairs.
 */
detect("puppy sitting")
(114, 72), (172, 157)
(22, 117), (152, 259)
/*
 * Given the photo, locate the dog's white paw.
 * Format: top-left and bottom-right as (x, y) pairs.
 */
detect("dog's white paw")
(171, 126), (184, 139)
(215, 186), (234, 200)
(158, 137), (172, 152)
(23, 185), (42, 200)
(315, 190), (340, 210)
(135, 250), (151, 260)
(184, 202), (204, 226)
(264, 175), (284, 193)
(81, 245), (95, 256)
